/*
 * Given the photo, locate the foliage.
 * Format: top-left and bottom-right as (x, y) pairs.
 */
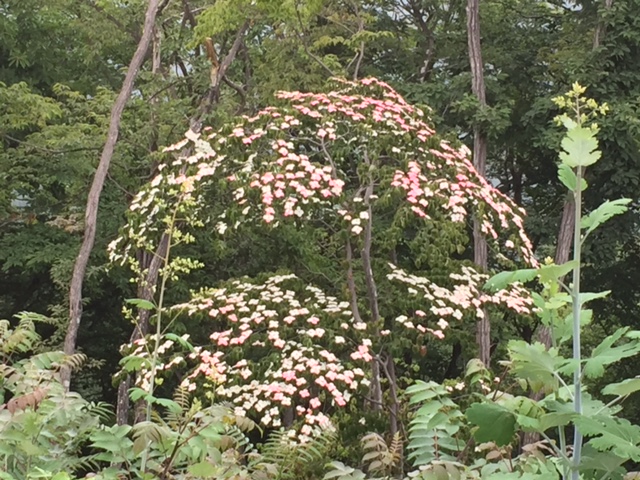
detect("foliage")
(0, 312), (104, 480)
(320, 85), (640, 480)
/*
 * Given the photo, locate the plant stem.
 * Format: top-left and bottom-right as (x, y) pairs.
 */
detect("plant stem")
(139, 201), (180, 473)
(571, 163), (583, 480)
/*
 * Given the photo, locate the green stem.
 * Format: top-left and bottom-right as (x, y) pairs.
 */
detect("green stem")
(558, 426), (568, 479)
(571, 164), (583, 480)
(139, 200), (181, 473)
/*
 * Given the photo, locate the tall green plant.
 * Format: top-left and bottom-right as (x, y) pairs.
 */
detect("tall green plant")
(326, 84), (640, 480)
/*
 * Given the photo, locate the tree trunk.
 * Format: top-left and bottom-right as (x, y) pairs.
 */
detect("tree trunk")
(115, 20), (250, 423)
(61, 0), (162, 390)
(466, 0), (490, 367)
(116, 236), (169, 425)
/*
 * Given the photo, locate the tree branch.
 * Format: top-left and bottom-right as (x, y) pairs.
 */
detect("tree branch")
(62, 0), (162, 389)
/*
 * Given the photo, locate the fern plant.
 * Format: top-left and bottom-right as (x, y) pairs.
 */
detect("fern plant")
(405, 381), (464, 467)
(0, 312), (105, 480)
(87, 384), (258, 480)
(252, 426), (339, 480)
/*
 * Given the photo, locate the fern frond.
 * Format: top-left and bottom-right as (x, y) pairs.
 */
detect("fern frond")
(361, 432), (401, 474)
(255, 427), (338, 480)
(27, 351), (66, 370)
(86, 402), (114, 423)
(406, 381), (464, 466)
(174, 385), (190, 410)
(2, 321), (40, 355)
(58, 353), (87, 371)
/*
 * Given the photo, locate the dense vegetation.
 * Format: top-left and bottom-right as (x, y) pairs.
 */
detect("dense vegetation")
(2, 0), (640, 478)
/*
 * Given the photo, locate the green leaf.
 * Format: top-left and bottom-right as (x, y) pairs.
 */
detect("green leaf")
(484, 269), (537, 291)
(559, 126), (601, 168)
(602, 377), (640, 397)
(164, 333), (195, 352)
(466, 403), (516, 446)
(508, 341), (567, 392)
(125, 298), (155, 310)
(583, 327), (640, 379)
(187, 461), (217, 478)
(555, 309), (592, 345)
(581, 199), (632, 238)
(575, 414), (640, 461)
(558, 163), (587, 192)
(153, 397), (182, 414)
(50, 473), (72, 480)
(537, 261), (578, 284)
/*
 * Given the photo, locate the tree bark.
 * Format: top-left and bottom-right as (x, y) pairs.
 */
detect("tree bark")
(61, 0), (162, 390)
(466, 0), (490, 366)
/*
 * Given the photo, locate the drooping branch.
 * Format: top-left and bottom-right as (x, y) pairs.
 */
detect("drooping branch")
(62, 0), (162, 389)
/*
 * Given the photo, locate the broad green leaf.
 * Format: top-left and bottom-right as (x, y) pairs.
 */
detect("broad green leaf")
(484, 269), (537, 291)
(466, 403), (516, 446)
(575, 414), (640, 461)
(50, 474), (72, 480)
(187, 461), (217, 478)
(558, 163), (587, 191)
(555, 309), (592, 345)
(602, 377), (640, 397)
(583, 327), (640, 379)
(578, 445), (627, 480)
(125, 298), (155, 310)
(559, 126), (601, 168)
(553, 291), (610, 306)
(465, 358), (487, 378)
(153, 397), (182, 414)
(508, 341), (567, 392)
(164, 333), (195, 352)
(581, 199), (632, 238)
(537, 260), (578, 284)
(129, 387), (151, 402)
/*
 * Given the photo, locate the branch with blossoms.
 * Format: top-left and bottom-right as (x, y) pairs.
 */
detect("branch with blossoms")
(108, 77), (541, 442)
(387, 264), (535, 338)
(160, 274), (376, 438)
(110, 77), (536, 269)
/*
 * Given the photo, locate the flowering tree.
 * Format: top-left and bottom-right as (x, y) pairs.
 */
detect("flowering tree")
(111, 77), (536, 435)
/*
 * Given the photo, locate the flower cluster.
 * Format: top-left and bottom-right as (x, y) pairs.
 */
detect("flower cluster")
(171, 274), (371, 429)
(111, 77), (540, 441)
(387, 264), (534, 333)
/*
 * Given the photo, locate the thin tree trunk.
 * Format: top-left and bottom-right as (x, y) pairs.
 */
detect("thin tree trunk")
(466, 0), (490, 366)
(116, 236), (169, 425)
(61, 0), (161, 390)
(115, 20), (250, 423)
